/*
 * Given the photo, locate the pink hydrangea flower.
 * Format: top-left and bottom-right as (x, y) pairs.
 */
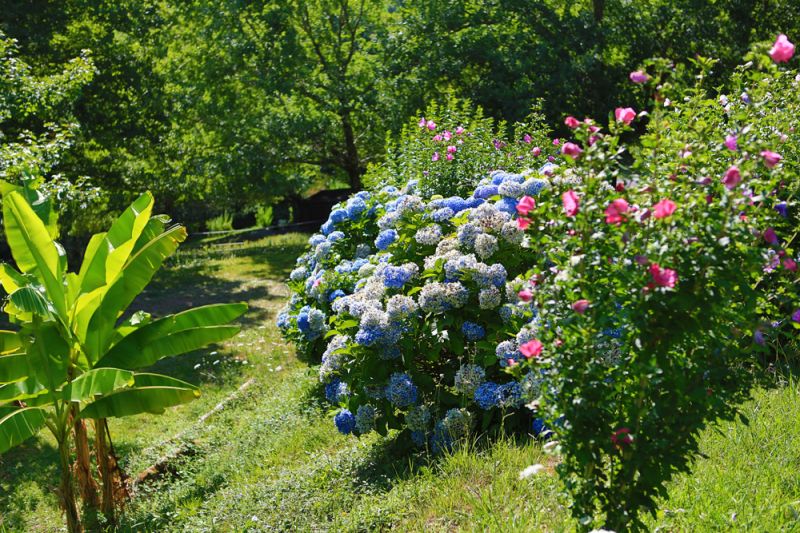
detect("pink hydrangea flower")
(431, 152), (440, 162)
(724, 135), (738, 151)
(426, 119), (437, 131)
(761, 150), (782, 168)
(446, 153), (454, 161)
(447, 145), (457, 154)
(418, 117), (426, 128)
(722, 166), (741, 189)
(615, 107), (636, 125)
(769, 34), (795, 63)
(653, 198), (677, 219)
(564, 116), (580, 129)
(571, 299), (590, 314)
(561, 142), (582, 159)
(523, 134), (532, 143)
(552, 138), (560, 146)
(562, 190), (580, 217)
(517, 217), (531, 230)
(531, 146), (541, 156)
(520, 339), (543, 359)
(518, 289), (533, 302)
(516, 195), (536, 216)
(649, 263), (678, 288)
(443, 130), (452, 141)
(455, 126), (466, 135)
(604, 198), (629, 225)
(432, 134), (443, 142)
(784, 257), (798, 272)
(629, 71), (649, 83)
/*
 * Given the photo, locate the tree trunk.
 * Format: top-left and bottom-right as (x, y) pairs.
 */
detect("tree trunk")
(593, 0), (605, 22)
(58, 436), (83, 533)
(73, 417), (100, 510)
(340, 108), (363, 190)
(94, 418), (130, 525)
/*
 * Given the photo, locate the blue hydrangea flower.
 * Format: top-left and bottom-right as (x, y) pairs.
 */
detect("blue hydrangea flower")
(383, 265), (415, 288)
(346, 197), (367, 218)
(495, 382), (523, 408)
(330, 209), (349, 224)
(309, 235), (326, 247)
(276, 311), (290, 330)
(325, 379), (350, 403)
(602, 327), (623, 339)
(495, 197), (518, 215)
(473, 184), (499, 199)
(321, 220), (334, 235)
(461, 321), (486, 341)
(334, 409), (356, 434)
(775, 202), (788, 217)
(431, 207), (455, 222)
(523, 178), (548, 196)
(474, 382), (499, 409)
(411, 430), (427, 447)
(386, 372), (418, 407)
(328, 289), (346, 302)
(375, 229), (398, 251)
(327, 231), (345, 243)
(532, 418), (550, 437)
(355, 404), (376, 434)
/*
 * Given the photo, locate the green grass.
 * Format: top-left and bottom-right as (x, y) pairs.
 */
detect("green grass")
(1, 233), (799, 531)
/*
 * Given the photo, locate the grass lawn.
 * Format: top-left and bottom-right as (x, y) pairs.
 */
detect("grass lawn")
(1, 233), (799, 532)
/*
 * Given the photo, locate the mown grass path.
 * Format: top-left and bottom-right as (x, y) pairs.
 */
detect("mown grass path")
(1, 234), (799, 531)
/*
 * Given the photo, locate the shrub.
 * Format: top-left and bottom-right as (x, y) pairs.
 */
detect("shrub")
(206, 211), (233, 231)
(364, 96), (553, 198)
(255, 204), (274, 228)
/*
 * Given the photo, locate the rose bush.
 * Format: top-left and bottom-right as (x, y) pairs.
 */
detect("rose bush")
(280, 37), (799, 531)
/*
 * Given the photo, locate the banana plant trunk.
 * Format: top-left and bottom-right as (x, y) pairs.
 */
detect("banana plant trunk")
(73, 416), (100, 509)
(57, 434), (83, 533)
(94, 418), (129, 523)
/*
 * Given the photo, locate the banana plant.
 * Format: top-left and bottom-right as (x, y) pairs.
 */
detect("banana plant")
(0, 187), (246, 532)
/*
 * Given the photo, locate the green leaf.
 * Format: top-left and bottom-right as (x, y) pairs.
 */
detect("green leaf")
(0, 407), (47, 453)
(82, 224), (188, 362)
(0, 331), (21, 355)
(0, 353), (32, 384)
(0, 378), (47, 404)
(0, 263), (27, 295)
(3, 191), (67, 319)
(78, 373), (199, 419)
(7, 286), (54, 320)
(64, 368), (135, 403)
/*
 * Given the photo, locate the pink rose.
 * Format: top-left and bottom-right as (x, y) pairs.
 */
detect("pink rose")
(783, 257), (798, 272)
(611, 427), (633, 447)
(562, 190), (580, 217)
(604, 198), (629, 225)
(432, 134), (443, 142)
(516, 195), (536, 216)
(629, 71), (649, 83)
(431, 152), (440, 162)
(761, 150), (782, 168)
(447, 145), (457, 154)
(649, 263), (678, 288)
(455, 126), (466, 135)
(653, 198), (677, 219)
(523, 133), (532, 143)
(792, 309), (800, 323)
(443, 130), (452, 141)
(564, 116), (580, 129)
(418, 117), (426, 128)
(446, 153), (454, 161)
(724, 135), (738, 151)
(722, 166), (741, 189)
(518, 289), (533, 302)
(520, 339), (543, 359)
(531, 146), (541, 156)
(615, 107), (636, 125)
(517, 217), (531, 230)
(561, 142), (583, 159)
(426, 120), (436, 131)
(571, 299), (590, 314)
(769, 34), (795, 63)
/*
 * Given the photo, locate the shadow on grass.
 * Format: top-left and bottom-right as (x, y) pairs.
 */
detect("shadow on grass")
(0, 439), (60, 530)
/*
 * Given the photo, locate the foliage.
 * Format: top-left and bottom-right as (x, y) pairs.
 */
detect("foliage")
(255, 204), (274, 228)
(0, 186), (246, 531)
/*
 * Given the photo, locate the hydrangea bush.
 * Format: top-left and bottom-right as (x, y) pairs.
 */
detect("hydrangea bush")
(280, 37), (800, 531)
